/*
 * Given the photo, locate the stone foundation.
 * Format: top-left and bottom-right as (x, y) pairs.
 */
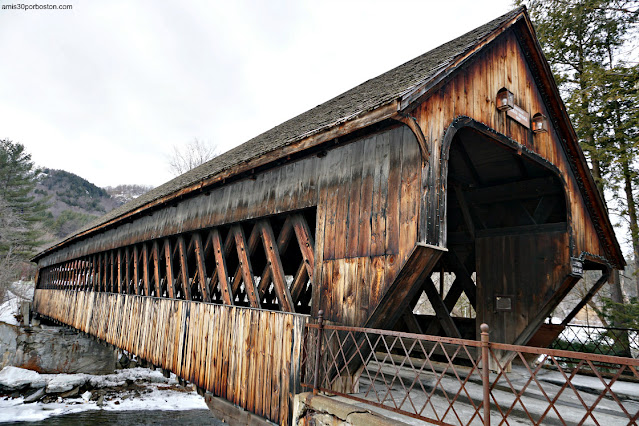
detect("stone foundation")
(293, 392), (409, 426)
(0, 321), (117, 375)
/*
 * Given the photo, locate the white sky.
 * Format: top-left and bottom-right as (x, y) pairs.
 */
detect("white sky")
(0, 0), (515, 188)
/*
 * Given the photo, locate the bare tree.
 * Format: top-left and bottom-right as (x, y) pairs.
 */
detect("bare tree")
(168, 138), (219, 177)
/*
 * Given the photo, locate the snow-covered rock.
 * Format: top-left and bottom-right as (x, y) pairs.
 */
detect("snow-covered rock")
(0, 366), (46, 390)
(46, 374), (88, 393)
(0, 281), (34, 326)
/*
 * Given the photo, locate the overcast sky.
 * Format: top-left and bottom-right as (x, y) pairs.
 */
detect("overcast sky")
(1, 0), (515, 188)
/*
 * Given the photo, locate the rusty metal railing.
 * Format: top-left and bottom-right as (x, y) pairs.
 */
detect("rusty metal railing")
(301, 314), (639, 425)
(548, 322), (639, 359)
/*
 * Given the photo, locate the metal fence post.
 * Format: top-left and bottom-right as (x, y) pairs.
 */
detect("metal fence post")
(481, 323), (490, 426)
(313, 310), (324, 395)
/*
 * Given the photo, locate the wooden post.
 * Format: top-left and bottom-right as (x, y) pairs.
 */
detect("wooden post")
(124, 247), (130, 294)
(102, 253), (107, 292)
(133, 246), (140, 295)
(117, 249), (122, 293)
(142, 243), (150, 296)
(109, 251), (114, 293)
(259, 220), (295, 312)
(152, 241), (161, 296)
(292, 214), (315, 279)
(164, 239), (175, 299)
(177, 236), (191, 300)
(232, 225), (260, 308)
(192, 233), (210, 302)
(211, 229), (233, 305)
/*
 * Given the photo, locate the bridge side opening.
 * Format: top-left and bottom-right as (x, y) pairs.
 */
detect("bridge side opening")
(404, 126), (570, 344)
(36, 207), (317, 315)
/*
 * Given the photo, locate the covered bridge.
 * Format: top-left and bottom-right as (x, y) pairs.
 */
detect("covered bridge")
(31, 6), (624, 424)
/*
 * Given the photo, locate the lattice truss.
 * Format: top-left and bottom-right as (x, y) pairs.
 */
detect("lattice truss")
(38, 210), (316, 314)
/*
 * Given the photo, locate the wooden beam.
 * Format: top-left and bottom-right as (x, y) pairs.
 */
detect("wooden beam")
(475, 222), (566, 238)
(211, 229), (234, 305)
(292, 214), (315, 279)
(289, 262), (308, 304)
(533, 196), (559, 224)
(422, 277), (462, 338)
(117, 249), (122, 293)
(402, 309), (424, 335)
(92, 254), (97, 292)
(177, 236), (191, 300)
(364, 244), (445, 330)
(392, 112), (429, 161)
(210, 230), (236, 298)
(109, 251), (114, 293)
(562, 269), (610, 325)
(152, 241), (161, 296)
(456, 140), (483, 186)
(424, 274), (470, 336)
(514, 275), (580, 348)
(447, 251), (476, 309)
(164, 239), (175, 299)
(231, 224), (261, 295)
(103, 253), (108, 291)
(259, 220), (295, 312)
(125, 247), (131, 294)
(232, 225), (261, 309)
(142, 244), (150, 296)
(257, 217), (294, 297)
(453, 185), (475, 238)
(133, 246), (140, 295)
(443, 277), (465, 312)
(465, 177), (559, 204)
(69, 260), (76, 291)
(192, 233), (210, 302)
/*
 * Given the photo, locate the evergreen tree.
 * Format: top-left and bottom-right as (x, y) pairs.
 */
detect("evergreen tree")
(0, 140), (48, 299)
(518, 0), (639, 305)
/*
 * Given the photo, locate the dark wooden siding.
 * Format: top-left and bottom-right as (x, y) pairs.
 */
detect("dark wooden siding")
(476, 231), (571, 344)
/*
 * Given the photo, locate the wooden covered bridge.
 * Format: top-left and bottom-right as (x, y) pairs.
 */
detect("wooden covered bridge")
(31, 7), (624, 425)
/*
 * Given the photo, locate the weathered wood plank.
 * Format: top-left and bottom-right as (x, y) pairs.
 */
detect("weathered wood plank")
(232, 225), (261, 308)
(192, 233), (210, 302)
(164, 239), (175, 299)
(257, 217), (293, 297)
(292, 214), (315, 279)
(117, 249), (122, 293)
(177, 236), (191, 300)
(211, 229), (234, 305)
(423, 276), (462, 338)
(142, 244), (150, 295)
(259, 220), (295, 312)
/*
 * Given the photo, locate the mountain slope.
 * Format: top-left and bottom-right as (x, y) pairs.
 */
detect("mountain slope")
(33, 169), (151, 239)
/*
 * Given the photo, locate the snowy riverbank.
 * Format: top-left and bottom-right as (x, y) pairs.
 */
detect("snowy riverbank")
(0, 366), (208, 423)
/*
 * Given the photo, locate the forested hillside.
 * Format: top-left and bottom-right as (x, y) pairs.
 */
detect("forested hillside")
(32, 170), (151, 240)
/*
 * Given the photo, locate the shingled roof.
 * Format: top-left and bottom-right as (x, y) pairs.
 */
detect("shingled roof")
(38, 7), (525, 255)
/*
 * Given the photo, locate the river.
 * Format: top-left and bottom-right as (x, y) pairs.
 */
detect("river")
(7, 409), (225, 425)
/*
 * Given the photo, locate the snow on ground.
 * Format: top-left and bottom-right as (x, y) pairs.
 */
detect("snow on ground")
(0, 281), (34, 326)
(0, 367), (208, 423)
